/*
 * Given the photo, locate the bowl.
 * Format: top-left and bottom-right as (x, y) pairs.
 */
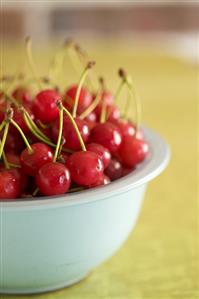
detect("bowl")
(0, 126), (170, 295)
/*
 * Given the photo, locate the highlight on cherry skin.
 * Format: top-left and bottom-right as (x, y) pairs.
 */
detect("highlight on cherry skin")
(0, 38), (149, 200)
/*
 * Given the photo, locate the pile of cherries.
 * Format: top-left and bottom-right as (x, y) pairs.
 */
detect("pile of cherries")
(0, 39), (149, 200)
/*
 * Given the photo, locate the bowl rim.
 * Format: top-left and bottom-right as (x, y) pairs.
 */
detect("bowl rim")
(0, 126), (170, 210)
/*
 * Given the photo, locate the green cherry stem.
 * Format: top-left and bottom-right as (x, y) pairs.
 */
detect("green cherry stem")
(53, 101), (64, 162)
(25, 36), (43, 90)
(72, 61), (96, 118)
(22, 108), (51, 142)
(10, 118), (33, 154)
(0, 121), (5, 132)
(79, 87), (101, 120)
(125, 76), (142, 137)
(0, 121), (10, 160)
(63, 106), (86, 152)
(2, 151), (10, 169)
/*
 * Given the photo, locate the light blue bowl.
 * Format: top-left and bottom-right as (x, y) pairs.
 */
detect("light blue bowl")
(0, 126), (170, 294)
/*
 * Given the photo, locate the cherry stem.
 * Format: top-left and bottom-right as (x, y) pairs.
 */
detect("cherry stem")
(63, 106), (87, 152)
(68, 186), (85, 193)
(2, 151), (10, 169)
(2, 89), (19, 108)
(22, 109), (51, 142)
(125, 76), (142, 137)
(100, 98), (107, 124)
(32, 187), (39, 197)
(74, 43), (95, 91)
(72, 61), (95, 118)
(0, 122), (10, 160)
(79, 88), (101, 120)
(25, 36), (43, 90)
(10, 118), (33, 154)
(0, 121), (5, 132)
(53, 101), (64, 162)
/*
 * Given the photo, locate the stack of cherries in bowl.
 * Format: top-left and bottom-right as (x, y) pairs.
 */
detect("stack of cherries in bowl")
(0, 41), (149, 200)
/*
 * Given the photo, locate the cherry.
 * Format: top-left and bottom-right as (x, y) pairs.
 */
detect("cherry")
(89, 174), (110, 187)
(10, 168), (29, 194)
(112, 119), (144, 139)
(52, 115), (90, 151)
(94, 90), (114, 119)
(66, 151), (104, 186)
(6, 152), (21, 166)
(64, 85), (92, 114)
(0, 170), (20, 200)
(10, 107), (34, 134)
(90, 122), (122, 154)
(87, 143), (111, 169)
(12, 87), (32, 108)
(36, 162), (71, 196)
(106, 104), (120, 122)
(4, 132), (25, 154)
(122, 166), (135, 177)
(118, 136), (149, 167)
(105, 159), (123, 181)
(33, 89), (60, 124)
(20, 143), (53, 176)
(85, 111), (97, 123)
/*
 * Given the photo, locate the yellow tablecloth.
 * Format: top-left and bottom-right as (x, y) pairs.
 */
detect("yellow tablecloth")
(1, 41), (198, 299)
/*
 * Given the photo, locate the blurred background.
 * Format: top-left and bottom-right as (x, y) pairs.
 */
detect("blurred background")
(1, 1), (198, 299)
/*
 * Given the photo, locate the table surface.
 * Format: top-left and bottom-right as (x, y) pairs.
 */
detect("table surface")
(0, 41), (198, 299)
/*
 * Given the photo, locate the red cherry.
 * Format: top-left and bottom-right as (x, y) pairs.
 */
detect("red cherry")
(12, 87), (32, 107)
(122, 167), (135, 177)
(112, 119), (144, 139)
(6, 153), (21, 166)
(66, 151), (104, 186)
(90, 122), (122, 154)
(10, 168), (29, 194)
(89, 174), (110, 187)
(0, 170), (20, 200)
(105, 159), (123, 181)
(36, 162), (71, 196)
(33, 89), (60, 124)
(87, 143), (111, 169)
(94, 90), (114, 119)
(20, 143), (53, 176)
(119, 136), (149, 167)
(10, 107), (34, 134)
(4, 132), (25, 154)
(106, 105), (120, 122)
(85, 111), (97, 123)
(52, 116), (90, 151)
(64, 85), (92, 114)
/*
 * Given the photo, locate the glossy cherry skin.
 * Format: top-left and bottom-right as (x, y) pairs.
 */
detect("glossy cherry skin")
(66, 151), (104, 186)
(36, 162), (71, 196)
(33, 89), (60, 124)
(87, 143), (111, 169)
(20, 143), (53, 176)
(12, 87), (32, 108)
(6, 153), (21, 166)
(89, 174), (110, 187)
(4, 132), (25, 154)
(0, 170), (20, 200)
(64, 85), (92, 114)
(94, 90), (114, 120)
(52, 116), (90, 151)
(106, 105), (120, 122)
(122, 166), (135, 177)
(10, 107), (34, 134)
(90, 122), (122, 154)
(104, 159), (123, 181)
(112, 119), (144, 139)
(118, 136), (149, 168)
(10, 168), (29, 195)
